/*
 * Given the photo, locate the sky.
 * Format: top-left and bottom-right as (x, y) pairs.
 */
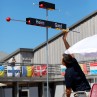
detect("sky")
(0, 0), (97, 54)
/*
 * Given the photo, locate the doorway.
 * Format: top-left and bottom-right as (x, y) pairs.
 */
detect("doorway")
(19, 89), (29, 97)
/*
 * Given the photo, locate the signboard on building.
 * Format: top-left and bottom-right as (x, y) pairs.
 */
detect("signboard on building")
(26, 18), (66, 30)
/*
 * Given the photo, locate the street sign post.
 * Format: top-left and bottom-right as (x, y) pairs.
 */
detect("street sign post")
(26, 17), (66, 30)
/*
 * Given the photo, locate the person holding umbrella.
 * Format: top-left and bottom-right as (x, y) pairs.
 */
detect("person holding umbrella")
(62, 31), (91, 97)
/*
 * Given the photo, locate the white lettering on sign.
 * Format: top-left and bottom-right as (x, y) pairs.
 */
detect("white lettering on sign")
(36, 20), (45, 25)
(55, 23), (62, 28)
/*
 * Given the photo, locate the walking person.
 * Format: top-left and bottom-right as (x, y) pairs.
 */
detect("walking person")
(62, 31), (91, 97)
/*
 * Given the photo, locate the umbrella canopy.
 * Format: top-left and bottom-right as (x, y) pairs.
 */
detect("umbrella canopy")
(0, 83), (7, 87)
(65, 34), (97, 57)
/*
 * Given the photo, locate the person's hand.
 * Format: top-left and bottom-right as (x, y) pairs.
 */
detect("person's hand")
(62, 30), (68, 40)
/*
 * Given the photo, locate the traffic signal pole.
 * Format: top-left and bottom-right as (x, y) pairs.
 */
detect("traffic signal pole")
(46, 9), (49, 97)
(39, 2), (56, 97)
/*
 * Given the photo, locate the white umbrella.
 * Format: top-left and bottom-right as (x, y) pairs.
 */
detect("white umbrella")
(0, 83), (7, 87)
(65, 34), (97, 57)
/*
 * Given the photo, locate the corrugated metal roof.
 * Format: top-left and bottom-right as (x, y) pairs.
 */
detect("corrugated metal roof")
(69, 10), (97, 30)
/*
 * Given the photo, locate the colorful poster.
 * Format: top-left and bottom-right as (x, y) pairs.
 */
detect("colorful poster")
(90, 62), (97, 74)
(22, 66), (34, 77)
(60, 65), (66, 76)
(0, 66), (4, 77)
(34, 65), (47, 76)
(79, 64), (88, 74)
(7, 66), (20, 77)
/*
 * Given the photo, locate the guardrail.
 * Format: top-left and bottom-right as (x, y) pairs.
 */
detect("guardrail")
(0, 63), (62, 82)
(1, 62), (96, 82)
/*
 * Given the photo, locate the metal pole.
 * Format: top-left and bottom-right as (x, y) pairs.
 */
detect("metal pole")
(46, 9), (49, 97)
(16, 82), (19, 97)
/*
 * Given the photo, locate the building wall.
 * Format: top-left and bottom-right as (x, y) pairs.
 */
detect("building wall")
(7, 52), (33, 64)
(34, 14), (97, 64)
(21, 52), (33, 64)
(69, 14), (97, 61)
(0, 88), (5, 97)
(34, 37), (65, 64)
(8, 54), (21, 63)
(4, 88), (12, 97)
